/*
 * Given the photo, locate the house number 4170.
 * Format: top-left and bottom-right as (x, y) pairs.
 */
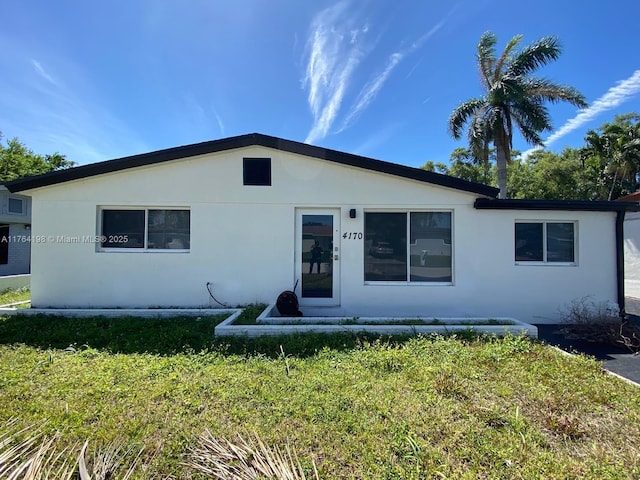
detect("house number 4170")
(342, 232), (363, 240)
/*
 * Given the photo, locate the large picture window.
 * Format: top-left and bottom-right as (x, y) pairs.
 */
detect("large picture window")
(515, 221), (575, 263)
(365, 211), (452, 283)
(100, 208), (190, 250)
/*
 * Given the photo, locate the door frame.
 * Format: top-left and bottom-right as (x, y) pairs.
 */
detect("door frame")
(295, 208), (341, 307)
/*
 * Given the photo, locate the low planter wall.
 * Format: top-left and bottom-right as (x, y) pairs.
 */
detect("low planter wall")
(214, 304), (538, 338)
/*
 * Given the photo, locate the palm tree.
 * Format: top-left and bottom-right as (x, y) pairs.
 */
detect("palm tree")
(448, 32), (587, 198)
(580, 113), (640, 199)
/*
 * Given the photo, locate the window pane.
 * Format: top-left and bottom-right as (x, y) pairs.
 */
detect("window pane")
(410, 212), (452, 282)
(102, 210), (145, 248)
(243, 158), (271, 186)
(148, 210), (190, 249)
(515, 223), (543, 261)
(547, 222), (574, 262)
(301, 214), (333, 298)
(8, 198), (23, 214)
(0, 225), (8, 264)
(364, 213), (407, 281)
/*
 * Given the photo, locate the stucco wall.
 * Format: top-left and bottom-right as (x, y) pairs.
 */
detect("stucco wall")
(25, 146), (618, 323)
(625, 211), (640, 300)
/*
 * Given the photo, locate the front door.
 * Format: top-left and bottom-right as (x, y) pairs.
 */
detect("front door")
(295, 209), (340, 306)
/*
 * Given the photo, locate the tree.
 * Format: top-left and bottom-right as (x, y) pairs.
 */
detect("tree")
(0, 134), (74, 182)
(579, 113), (640, 200)
(508, 148), (596, 200)
(448, 32), (587, 198)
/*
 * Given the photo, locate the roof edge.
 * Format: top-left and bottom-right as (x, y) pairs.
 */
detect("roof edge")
(474, 198), (640, 212)
(5, 133), (499, 197)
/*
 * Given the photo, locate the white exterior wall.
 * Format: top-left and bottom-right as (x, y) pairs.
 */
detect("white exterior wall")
(25, 146), (618, 323)
(625, 211), (640, 300)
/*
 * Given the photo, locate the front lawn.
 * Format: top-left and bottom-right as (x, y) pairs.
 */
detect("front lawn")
(0, 314), (639, 479)
(0, 286), (30, 306)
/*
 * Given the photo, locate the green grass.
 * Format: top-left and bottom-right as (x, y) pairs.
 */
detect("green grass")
(1, 314), (639, 479)
(0, 286), (30, 306)
(232, 303), (267, 325)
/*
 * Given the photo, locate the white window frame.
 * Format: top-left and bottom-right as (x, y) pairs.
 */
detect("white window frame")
(514, 220), (577, 266)
(364, 209), (454, 286)
(7, 197), (25, 215)
(97, 206), (191, 253)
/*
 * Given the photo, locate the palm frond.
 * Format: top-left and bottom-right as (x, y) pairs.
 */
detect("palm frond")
(510, 107), (546, 146)
(524, 78), (588, 107)
(510, 97), (553, 133)
(507, 36), (561, 77)
(186, 430), (319, 480)
(468, 115), (492, 165)
(448, 98), (487, 139)
(477, 31), (497, 90)
(0, 420), (76, 480)
(493, 34), (523, 83)
(0, 420), (144, 480)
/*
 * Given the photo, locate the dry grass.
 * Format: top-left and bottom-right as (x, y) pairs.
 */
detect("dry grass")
(0, 420), (143, 479)
(0, 420), (315, 480)
(186, 430), (319, 480)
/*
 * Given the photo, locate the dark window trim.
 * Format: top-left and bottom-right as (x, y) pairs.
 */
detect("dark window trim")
(243, 157), (272, 186)
(475, 197), (639, 213)
(99, 207), (191, 252)
(514, 220), (577, 265)
(364, 209), (454, 285)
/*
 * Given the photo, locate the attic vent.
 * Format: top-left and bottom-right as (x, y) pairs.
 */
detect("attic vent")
(243, 157), (271, 186)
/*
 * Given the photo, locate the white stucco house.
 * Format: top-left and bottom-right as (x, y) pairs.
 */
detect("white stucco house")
(5, 133), (639, 323)
(0, 185), (31, 276)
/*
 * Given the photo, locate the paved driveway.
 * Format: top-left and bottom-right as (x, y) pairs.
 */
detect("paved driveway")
(536, 322), (640, 386)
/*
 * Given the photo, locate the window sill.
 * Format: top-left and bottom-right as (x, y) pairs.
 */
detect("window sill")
(514, 262), (577, 266)
(364, 281), (454, 286)
(97, 249), (190, 253)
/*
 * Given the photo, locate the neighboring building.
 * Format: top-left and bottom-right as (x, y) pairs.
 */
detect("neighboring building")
(618, 191), (640, 310)
(0, 185), (31, 276)
(6, 134), (639, 322)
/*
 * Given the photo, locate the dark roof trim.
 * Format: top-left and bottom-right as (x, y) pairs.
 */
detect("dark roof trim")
(474, 198), (640, 212)
(6, 133), (499, 197)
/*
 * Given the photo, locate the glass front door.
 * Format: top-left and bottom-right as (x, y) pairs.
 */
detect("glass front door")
(296, 209), (340, 306)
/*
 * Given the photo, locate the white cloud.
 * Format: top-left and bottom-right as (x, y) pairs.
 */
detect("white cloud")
(523, 69), (640, 158)
(340, 20), (444, 131)
(301, 2), (448, 144)
(302, 1), (368, 144)
(31, 59), (58, 87)
(213, 108), (225, 135)
(179, 94), (226, 139)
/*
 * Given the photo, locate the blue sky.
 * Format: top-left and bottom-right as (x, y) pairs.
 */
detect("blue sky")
(1, 0), (639, 169)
